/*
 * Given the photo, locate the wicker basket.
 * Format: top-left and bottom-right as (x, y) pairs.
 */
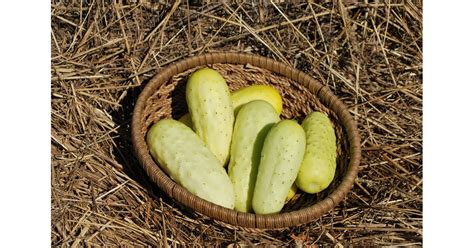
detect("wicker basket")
(131, 53), (361, 229)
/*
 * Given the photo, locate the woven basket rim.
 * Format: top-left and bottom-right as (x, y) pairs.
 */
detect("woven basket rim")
(131, 52), (361, 229)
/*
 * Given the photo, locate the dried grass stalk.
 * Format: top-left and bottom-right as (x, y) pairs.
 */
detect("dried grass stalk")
(51, 1), (422, 246)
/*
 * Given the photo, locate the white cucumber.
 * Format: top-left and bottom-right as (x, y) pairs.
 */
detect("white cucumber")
(228, 100), (280, 212)
(186, 67), (234, 166)
(252, 120), (306, 214)
(146, 119), (235, 209)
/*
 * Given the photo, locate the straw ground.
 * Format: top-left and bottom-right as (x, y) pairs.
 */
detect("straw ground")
(51, 1), (422, 246)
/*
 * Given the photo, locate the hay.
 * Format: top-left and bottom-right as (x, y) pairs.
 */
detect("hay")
(51, 1), (422, 246)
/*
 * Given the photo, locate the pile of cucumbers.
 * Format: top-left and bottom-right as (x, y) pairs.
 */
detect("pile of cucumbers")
(146, 68), (337, 215)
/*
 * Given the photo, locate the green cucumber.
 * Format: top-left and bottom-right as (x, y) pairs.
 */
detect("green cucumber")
(228, 100), (280, 212)
(146, 119), (235, 209)
(252, 120), (306, 214)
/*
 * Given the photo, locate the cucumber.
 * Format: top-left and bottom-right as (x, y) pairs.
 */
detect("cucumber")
(146, 119), (235, 209)
(252, 120), (306, 214)
(228, 100), (280, 212)
(186, 68), (234, 166)
(286, 183), (298, 202)
(295, 112), (337, 194)
(231, 85), (283, 115)
(178, 113), (193, 129)
(179, 84), (282, 127)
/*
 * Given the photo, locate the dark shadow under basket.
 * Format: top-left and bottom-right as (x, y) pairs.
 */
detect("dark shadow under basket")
(131, 53), (361, 229)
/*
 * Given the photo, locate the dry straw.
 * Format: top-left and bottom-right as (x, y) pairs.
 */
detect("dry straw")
(52, 1), (422, 246)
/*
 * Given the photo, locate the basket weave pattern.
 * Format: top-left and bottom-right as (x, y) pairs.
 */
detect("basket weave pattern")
(131, 53), (361, 229)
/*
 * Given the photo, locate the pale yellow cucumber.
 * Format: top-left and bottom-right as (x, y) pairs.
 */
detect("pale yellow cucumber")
(286, 183), (298, 202)
(231, 85), (283, 115)
(186, 68), (234, 166)
(228, 100), (280, 212)
(178, 84), (282, 126)
(295, 112), (337, 194)
(146, 119), (235, 209)
(252, 120), (306, 215)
